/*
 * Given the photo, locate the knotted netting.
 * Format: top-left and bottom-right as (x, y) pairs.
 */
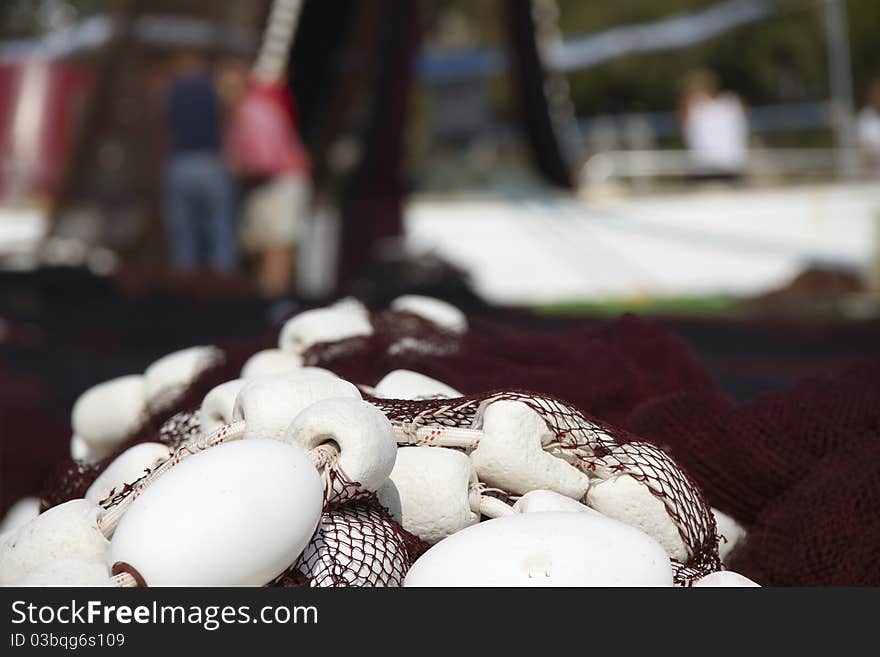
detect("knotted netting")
(37, 337), (257, 513)
(39, 408), (204, 512)
(300, 309), (462, 377)
(272, 496), (431, 587)
(299, 310), (714, 428)
(369, 390), (722, 580)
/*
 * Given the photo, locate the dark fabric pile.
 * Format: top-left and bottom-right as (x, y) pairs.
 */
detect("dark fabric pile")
(628, 358), (880, 585)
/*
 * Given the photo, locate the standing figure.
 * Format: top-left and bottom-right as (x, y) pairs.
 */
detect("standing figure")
(857, 78), (880, 176)
(162, 51), (239, 273)
(678, 70), (749, 183)
(226, 73), (312, 298)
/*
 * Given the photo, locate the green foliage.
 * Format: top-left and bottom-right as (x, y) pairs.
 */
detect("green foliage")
(560, 0), (809, 113)
(532, 294), (738, 318)
(557, 0), (880, 114)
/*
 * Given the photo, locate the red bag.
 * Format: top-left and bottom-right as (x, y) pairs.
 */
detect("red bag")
(225, 79), (311, 179)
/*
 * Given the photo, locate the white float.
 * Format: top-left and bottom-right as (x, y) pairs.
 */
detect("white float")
(70, 434), (98, 462)
(234, 369), (361, 442)
(285, 398), (397, 502)
(71, 375), (147, 458)
(0, 497), (41, 535)
(712, 507), (746, 562)
(692, 570), (760, 587)
(390, 295), (468, 334)
(85, 442), (172, 506)
(144, 346), (221, 413)
(200, 379), (247, 433)
(107, 439), (323, 586)
(404, 512), (674, 587)
(17, 559), (112, 587)
(0, 499), (109, 586)
(377, 447), (480, 544)
(513, 489), (602, 516)
(240, 349), (303, 379)
(373, 369), (462, 400)
(586, 470), (688, 562)
(469, 400), (591, 499)
(278, 298), (373, 355)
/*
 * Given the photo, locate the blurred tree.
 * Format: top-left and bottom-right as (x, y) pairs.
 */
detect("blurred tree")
(557, 0), (879, 115)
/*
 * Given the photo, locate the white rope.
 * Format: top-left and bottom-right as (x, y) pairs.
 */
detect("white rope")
(252, 0), (304, 83)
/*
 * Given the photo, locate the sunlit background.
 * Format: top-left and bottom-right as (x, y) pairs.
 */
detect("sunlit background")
(2, 0), (880, 508)
(1, 0), (879, 307)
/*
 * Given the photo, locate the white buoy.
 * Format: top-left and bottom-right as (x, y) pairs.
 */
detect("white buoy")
(278, 298), (373, 355)
(144, 346), (221, 413)
(285, 397), (397, 502)
(692, 570), (760, 587)
(107, 439), (323, 586)
(0, 497), (41, 534)
(373, 370), (462, 400)
(377, 447), (480, 543)
(586, 469), (688, 562)
(404, 512), (674, 587)
(513, 489), (602, 516)
(240, 349), (303, 379)
(72, 375), (147, 458)
(712, 507), (746, 562)
(234, 369), (361, 442)
(0, 499), (109, 585)
(70, 434), (99, 463)
(200, 379), (247, 433)
(390, 295), (467, 334)
(17, 559), (113, 587)
(469, 400), (590, 499)
(85, 442), (172, 506)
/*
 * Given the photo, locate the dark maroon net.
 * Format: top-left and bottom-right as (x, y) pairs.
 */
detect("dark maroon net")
(303, 312), (712, 427)
(625, 357), (880, 585)
(726, 438), (880, 586)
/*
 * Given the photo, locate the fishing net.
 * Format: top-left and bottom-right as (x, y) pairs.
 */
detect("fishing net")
(623, 357), (880, 585)
(28, 300), (880, 586)
(272, 496), (431, 587)
(43, 405), (429, 587)
(727, 438), (880, 586)
(37, 338), (256, 512)
(370, 390), (722, 580)
(38, 408), (204, 512)
(303, 311), (714, 427)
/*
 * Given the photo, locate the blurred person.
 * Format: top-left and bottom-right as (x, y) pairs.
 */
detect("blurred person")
(162, 51), (239, 272)
(857, 78), (880, 175)
(225, 70), (312, 299)
(678, 69), (749, 183)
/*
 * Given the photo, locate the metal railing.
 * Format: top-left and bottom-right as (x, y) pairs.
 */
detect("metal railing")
(579, 147), (870, 189)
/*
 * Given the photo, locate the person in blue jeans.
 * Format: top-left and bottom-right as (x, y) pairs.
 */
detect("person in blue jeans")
(162, 52), (238, 272)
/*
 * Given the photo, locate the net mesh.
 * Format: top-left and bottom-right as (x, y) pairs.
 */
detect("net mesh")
(369, 390), (722, 579)
(301, 312), (713, 427)
(272, 496), (431, 587)
(38, 408), (203, 512)
(626, 356), (880, 585)
(726, 433), (880, 586)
